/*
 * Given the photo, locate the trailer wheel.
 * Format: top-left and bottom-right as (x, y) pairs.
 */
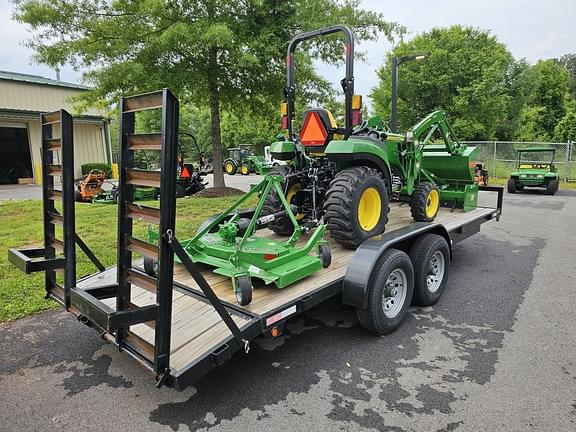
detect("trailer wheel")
(240, 164), (251, 175)
(356, 249), (414, 335)
(410, 182), (440, 222)
(235, 276), (253, 306)
(545, 179), (558, 195)
(409, 234), (450, 306)
(144, 257), (159, 277)
(507, 178), (517, 193)
(318, 243), (332, 268)
(324, 166), (389, 249)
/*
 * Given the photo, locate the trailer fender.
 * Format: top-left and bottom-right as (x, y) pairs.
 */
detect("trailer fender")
(342, 222), (451, 309)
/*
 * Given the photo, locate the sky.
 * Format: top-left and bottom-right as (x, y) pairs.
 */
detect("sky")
(1, 0), (575, 101)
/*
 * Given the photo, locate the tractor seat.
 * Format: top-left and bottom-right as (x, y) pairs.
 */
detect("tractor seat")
(299, 108), (338, 148)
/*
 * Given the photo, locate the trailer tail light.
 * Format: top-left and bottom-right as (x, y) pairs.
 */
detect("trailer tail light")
(281, 115), (289, 130)
(300, 112), (328, 146)
(352, 110), (362, 126)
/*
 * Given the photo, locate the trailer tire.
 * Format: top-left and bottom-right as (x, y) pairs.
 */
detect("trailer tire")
(409, 234), (450, 306)
(144, 257), (159, 277)
(356, 248), (414, 335)
(507, 178), (517, 193)
(235, 276), (253, 306)
(318, 243), (332, 268)
(410, 182), (440, 222)
(324, 166), (389, 249)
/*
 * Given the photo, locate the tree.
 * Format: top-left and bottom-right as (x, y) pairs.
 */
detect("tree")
(554, 102), (576, 142)
(370, 26), (513, 140)
(555, 53), (576, 98)
(524, 60), (570, 137)
(514, 106), (551, 142)
(12, 0), (403, 187)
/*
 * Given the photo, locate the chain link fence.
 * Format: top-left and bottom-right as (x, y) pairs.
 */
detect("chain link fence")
(461, 141), (575, 181)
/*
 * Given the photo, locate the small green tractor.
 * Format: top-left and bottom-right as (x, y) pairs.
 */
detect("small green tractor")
(507, 147), (559, 195)
(223, 144), (265, 175)
(264, 25), (479, 249)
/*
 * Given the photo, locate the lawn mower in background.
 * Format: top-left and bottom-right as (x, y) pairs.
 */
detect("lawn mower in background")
(474, 161), (489, 186)
(264, 25), (479, 249)
(75, 169), (111, 202)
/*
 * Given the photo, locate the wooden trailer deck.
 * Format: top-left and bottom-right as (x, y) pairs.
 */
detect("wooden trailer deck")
(77, 203), (496, 373)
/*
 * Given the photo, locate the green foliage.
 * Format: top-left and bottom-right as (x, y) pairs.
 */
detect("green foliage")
(554, 102), (576, 142)
(514, 106), (551, 142)
(13, 0), (403, 187)
(555, 54), (576, 98)
(81, 162), (112, 178)
(370, 26), (513, 140)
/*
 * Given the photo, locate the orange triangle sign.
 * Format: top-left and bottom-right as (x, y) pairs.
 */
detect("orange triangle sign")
(300, 112), (328, 146)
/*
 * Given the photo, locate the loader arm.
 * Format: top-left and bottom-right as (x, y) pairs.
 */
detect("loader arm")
(410, 110), (466, 156)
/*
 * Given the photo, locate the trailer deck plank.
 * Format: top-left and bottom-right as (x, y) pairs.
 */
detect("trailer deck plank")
(76, 202), (497, 374)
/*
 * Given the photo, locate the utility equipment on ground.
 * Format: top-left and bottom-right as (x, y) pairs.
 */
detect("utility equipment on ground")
(223, 144), (265, 175)
(266, 26), (479, 249)
(507, 147), (559, 195)
(474, 162), (489, 186)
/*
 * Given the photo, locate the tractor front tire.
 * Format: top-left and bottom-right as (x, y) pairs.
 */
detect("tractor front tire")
(324, 167), (389, 249)
(224, 160), (237, 175)
(507, 178), (517, 193)
(240, 163), (251, 175)
(410, 182), (440, 222)
(545, 179), (559, 195)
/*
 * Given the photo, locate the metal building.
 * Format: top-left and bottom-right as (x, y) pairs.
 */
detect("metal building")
(0, 70), (111, 184)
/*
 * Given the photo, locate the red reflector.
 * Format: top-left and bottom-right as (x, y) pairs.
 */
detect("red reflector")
(263, 253), (278, 260)
(300, 112), (327, 146)
(181, 165), (191, 178)
(281, 115), (289, 130)
(352, 110), (363, 126)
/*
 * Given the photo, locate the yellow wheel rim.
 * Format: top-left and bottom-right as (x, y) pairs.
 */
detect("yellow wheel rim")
(425, 189), (439, 218)
(286, 184), (305, 221)
(225, 162), (234, 174)
(241, 165), (249, 175)
(357, 187), (382, 231)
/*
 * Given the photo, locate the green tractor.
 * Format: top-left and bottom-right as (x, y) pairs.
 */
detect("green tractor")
(265, 25), (479, 249)
(223, 144), (265, 175)
(507, 147), (559, 195)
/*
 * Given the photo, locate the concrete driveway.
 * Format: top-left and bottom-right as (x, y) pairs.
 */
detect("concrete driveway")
(1, 189), (576, 431)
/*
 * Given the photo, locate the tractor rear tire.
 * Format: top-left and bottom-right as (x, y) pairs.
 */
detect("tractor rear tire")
(240, 164), (251, 175)
(324, 167), (389, 249)
(262, 166), (298, 236)
(410, 182), (440, 222)
(356, 248), (414, 335)
(507, 178), (517, 193)
(224, 160), (237, 175)
(545, 179), (559, 195)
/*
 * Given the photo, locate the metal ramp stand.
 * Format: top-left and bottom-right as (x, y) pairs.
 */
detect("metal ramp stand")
(8, 110), (104, 307)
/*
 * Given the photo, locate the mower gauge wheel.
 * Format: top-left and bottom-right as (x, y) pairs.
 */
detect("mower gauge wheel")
(318, 243), (332, 268)
(235, 276), (253, 306)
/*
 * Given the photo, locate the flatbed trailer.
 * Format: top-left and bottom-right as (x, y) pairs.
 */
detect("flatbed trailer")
(8, 90), (503, 390)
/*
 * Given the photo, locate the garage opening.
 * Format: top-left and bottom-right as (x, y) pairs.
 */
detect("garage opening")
(0, 126), (33, 184)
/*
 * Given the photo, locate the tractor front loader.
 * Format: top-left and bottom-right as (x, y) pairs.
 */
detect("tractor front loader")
(265, 25), (479, 249)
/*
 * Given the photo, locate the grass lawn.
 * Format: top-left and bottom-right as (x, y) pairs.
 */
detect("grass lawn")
(0, 195), (251, 322)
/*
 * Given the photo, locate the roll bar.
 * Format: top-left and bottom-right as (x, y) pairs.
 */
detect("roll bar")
(285, 25), (355, 140)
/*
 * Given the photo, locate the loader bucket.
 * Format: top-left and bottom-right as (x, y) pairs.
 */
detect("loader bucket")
(420, 145), (479, 183)
(421, 145), (480, 211)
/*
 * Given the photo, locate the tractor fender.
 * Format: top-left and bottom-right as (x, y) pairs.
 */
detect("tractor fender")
(342, 222), (452, 309)
(324, 138), (392, 190)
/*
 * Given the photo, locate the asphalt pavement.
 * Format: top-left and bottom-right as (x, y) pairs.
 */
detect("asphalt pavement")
(1, 188), (575, 431)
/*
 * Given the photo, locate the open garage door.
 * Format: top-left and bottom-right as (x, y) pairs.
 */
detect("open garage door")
(0, 125), (33, 184)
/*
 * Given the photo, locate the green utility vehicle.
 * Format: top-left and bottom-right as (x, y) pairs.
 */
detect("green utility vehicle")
(507, 147), (559, 195)
(265, 25), (479, 249)
(223, 144), (266, 175)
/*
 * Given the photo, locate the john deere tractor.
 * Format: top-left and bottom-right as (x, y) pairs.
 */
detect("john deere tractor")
(264, 25), (479, 249)
(223, 144), (265, 175)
